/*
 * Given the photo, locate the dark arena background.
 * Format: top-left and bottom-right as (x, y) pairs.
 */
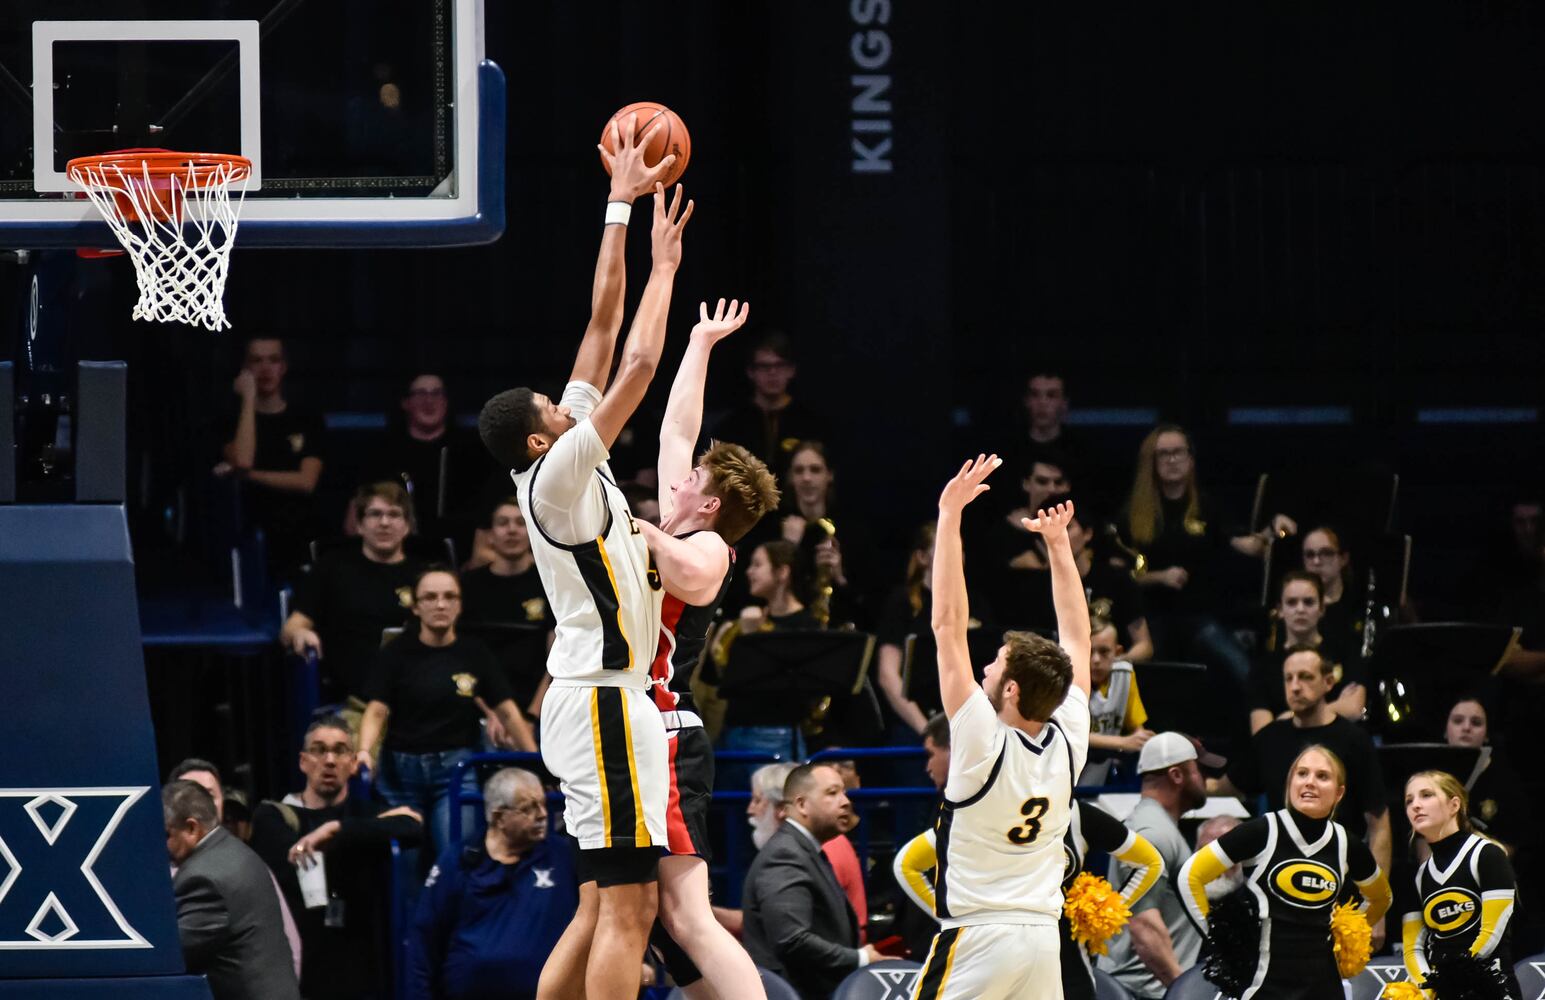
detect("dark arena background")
(1, 2), (1543, 999)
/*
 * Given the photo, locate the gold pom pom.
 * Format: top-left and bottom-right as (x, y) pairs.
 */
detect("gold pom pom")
(1063, 872), (1132, 956)
(1378, 982), (1427, 1000)
(1330, 902), (1373, 978)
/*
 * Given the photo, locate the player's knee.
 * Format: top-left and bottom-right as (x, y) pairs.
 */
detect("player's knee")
(660, 895), (711, 942)
(601, 883), (658, 932)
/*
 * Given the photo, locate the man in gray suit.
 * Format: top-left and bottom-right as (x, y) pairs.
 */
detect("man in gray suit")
(741, 763), (883, 1000)
(164, 781), (301, 1000)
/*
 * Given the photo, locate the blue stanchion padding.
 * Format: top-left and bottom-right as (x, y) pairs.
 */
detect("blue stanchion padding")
(0, 505), (208, 997)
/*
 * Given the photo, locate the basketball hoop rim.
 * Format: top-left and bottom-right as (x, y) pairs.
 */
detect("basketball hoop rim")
(66, 148), (253, 184)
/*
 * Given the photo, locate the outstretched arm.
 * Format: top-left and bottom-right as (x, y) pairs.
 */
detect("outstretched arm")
(658, 298), (750, 518)
(1023, 502), (1092, 696)
(589, 183), (694, 449)
(932, 455), (1000, 718)
(569, 115), (677, 391)
(635, 519), (730, 606)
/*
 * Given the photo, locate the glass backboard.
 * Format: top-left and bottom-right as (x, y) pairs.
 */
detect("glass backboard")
(0, 0), (502, 248)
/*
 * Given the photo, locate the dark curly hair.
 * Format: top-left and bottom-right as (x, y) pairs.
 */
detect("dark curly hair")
(479, 387), (543, 472)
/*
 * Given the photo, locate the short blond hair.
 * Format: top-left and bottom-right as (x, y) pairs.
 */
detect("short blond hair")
(699, 440), (780, 543)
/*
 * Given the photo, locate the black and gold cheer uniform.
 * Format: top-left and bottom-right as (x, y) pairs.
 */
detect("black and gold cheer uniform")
(1179, 808), (1392, 1000)
(1401, 830), (1521, 999)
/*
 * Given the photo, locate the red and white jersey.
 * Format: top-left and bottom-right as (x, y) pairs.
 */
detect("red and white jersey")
(648, 533), (733, 719)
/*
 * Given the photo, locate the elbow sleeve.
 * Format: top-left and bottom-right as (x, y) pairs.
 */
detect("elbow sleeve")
(1354, 868), (1393, 927)
(1178, 843), (1231, 927)
(1470, 891), (1516, 960)
(1112, 832), (1166, 910)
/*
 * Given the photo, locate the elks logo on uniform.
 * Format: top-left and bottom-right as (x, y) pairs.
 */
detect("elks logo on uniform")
(0, 788), (150, 949)
(864, 968), (918, 999)
(1423, 888), (1481, 937)
(1268, 859), (1339, 907)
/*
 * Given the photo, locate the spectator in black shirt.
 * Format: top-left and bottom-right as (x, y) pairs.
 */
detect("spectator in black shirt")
(460, 499), (556, 719)
(1300, 526), (1363, 655)
(711, 331), (826, 477)
(249, 715), (424, 1000)
(216, 336), (325, 579)
(1118, 425), (1293, 689)
(363, 372), (491, 556)
(1248, 571), (1365, 733)
(1443, 694), (1523, 850)
(778, 442), (873, 629)
(993, 494), (1154, 663)
(875, 523), (937, 736)
(1212, 647), (1392, 878)
(358, 567), (535, 855)
(280, 482), (422, 704)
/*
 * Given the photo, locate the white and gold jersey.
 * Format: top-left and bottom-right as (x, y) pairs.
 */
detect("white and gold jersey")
(933, 686), (1090, 928)
(512, 381), (662, 688)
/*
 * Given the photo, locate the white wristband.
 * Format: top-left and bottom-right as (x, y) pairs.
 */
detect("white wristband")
(604, 201), (632, 226)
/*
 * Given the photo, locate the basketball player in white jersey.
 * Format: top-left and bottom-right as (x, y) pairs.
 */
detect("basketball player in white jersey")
(477, 114), (691, 1000)
(534, 299), (781, 999)
(918, 454), (1093, 1000)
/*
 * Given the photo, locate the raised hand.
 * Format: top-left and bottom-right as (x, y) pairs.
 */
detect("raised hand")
(1022, 501), (1076, 542)
(601, 113), (676, 202)
(650, 182), (694, 271)
(233, 369), (256, 401)
(938, 454), (1000, 514)
(690, 298), (750, 345)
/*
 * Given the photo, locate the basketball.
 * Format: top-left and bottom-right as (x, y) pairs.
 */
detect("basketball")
(599, 101), (691, 188)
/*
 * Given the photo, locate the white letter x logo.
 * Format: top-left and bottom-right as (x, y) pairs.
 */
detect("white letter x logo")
(0, 788), (150, 949)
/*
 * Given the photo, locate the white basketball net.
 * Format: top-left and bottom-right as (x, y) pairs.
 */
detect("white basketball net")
(69, 156), (250, 332)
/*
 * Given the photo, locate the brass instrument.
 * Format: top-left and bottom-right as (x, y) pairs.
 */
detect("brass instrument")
(1104, 523), (1148, 580)
(810, 516), (838, 629)
(802, 516), (839, 737)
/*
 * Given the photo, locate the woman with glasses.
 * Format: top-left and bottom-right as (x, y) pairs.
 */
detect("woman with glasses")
(1118, 425), (1294, 690)
(357, 566), (536, 854)
(1299, 526), (1362, 655)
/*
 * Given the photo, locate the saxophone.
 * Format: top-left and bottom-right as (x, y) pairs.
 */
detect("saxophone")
(803, 517), (838, 737)
(1104, 523), (1148, 580)
(810, 516), (838, 629)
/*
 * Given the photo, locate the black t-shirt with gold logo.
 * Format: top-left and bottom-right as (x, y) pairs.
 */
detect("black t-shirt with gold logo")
(292, 547), (422, 701)
(362, 631), (512, 754)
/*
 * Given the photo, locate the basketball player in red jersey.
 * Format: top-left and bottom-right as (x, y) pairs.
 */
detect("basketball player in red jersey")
(639, 298), (781, 997)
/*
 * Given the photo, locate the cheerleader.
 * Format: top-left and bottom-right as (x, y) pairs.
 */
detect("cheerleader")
(894, 800), (1164, 1000)
(1179, 745), (1392, 999)
(1400, 769), (1521, 999)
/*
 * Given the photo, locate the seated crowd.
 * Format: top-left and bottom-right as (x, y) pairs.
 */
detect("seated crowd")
(168, 340), (1542, 999)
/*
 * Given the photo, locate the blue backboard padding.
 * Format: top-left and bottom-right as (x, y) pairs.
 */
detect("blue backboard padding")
(0, 60), (506, 250)
(0, 506), (185, 978)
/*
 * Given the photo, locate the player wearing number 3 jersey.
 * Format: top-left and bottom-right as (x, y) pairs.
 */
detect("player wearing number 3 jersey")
(916, 455), (1093, 1000)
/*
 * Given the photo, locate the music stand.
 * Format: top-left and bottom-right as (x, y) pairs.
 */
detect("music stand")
(902, 623), (1049, 714)
(1367, 623), (1520, 739)
(720, 630), (876, 724)
(1128, 660), (1235, 739)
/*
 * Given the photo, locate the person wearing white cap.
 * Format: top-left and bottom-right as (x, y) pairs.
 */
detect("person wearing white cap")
(1096, 732), (1221, 999)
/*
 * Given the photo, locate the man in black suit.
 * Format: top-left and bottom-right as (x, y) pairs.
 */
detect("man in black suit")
(741, 763), (883, 1000)
(164, 781), (301, 1000)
